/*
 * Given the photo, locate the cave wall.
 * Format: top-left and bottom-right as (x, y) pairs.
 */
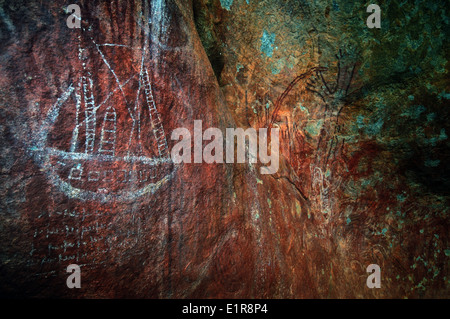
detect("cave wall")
(0, 0), (448, 298)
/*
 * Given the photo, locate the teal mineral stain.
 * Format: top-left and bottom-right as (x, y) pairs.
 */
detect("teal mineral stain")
(272, 58), (287, 74)
(439, 128), (447, 140)
(412, 105), (426, 119)
(426, 83), (438, 94)
(411, 66), (422, 74)
(286, 56), (295, 69)
(219, 0), (233, 10)
(356, 115), (365, 129)
(407, 34), (424, 50)
(295, 201), (301, 217)
(305, 120), (323, 136)
(346, 217), (351, 225)
(271, 65), (281, 75)
(422, 128), (446, 147)
(361, 179), (372, 187)
(397, 194), (407, 202)
(355, 112), (385, 136)
(332, 0), (339, 11)
(445, 249), (450, 257)
(365, 118), (384, 136)
(299, 103), (309, 115)
(427, 113), (436, 122)
(402, 105), (426, 119)
(424, 159), (440, 167)
(381, 228), (388, 235)
(408, 95), (415, 101)
(438, 90), (450, 100)
(260, 30), (276, 58)
(376, 99), (387, 111)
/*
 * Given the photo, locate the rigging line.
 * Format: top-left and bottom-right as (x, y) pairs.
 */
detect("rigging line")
(93, 41), (129, 106)
(95, 75), (135, 112)
(80, 23), (136, 121)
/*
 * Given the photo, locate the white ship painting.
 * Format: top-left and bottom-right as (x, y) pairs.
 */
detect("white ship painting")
(32, 27), (175, 203)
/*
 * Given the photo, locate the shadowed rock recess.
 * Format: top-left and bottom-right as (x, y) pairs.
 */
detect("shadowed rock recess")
(0, 0), (448, 298)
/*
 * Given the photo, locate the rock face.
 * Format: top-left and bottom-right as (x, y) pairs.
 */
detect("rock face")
(0, 0), (448, 298)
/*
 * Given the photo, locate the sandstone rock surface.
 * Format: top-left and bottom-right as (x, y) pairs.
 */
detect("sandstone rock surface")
(0, 0), (448, 298)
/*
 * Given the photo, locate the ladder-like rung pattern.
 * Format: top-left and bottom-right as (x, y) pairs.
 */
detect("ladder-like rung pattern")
(99, 106), (117, 156)
(142, 68), (168, 158)
(83, 76), (96, 154)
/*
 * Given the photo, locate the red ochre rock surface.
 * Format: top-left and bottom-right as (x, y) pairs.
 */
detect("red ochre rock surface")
(0, 0), (448, 298)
